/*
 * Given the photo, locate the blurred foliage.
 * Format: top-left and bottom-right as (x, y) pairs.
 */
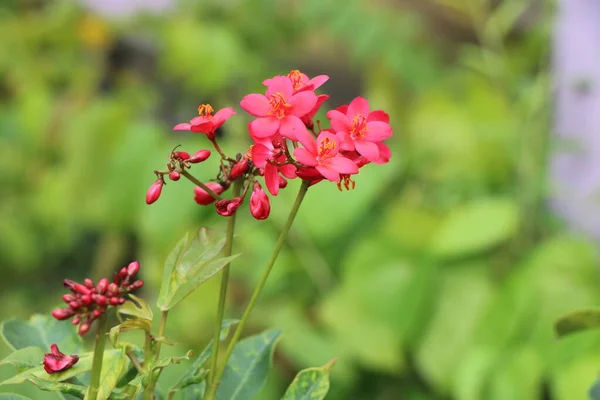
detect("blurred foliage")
(1, 0), (597, 399)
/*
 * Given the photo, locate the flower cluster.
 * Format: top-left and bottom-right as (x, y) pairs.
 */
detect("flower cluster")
(146, 70), (393, 219)
(51, 261), (144, 335)
(43, 344), (79, 374)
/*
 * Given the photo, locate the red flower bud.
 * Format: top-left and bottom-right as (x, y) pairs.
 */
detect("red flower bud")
(146, 179), (163, 205)
(189, 149), (211, 163)
(278, 175), (288, 189)
(96, 278), (109, 294)
(173, 151), (190, 160)
(63, 279), (76, 290)
(92, 309), (104, 318)
(52, 308), (75, 321)
(230, 158), (249, 180)
(72, 316), (81, 325)
(107, 283), (118, 295)
(80, 294), (92, 306)
(169, 171), (181, 181)
(95, 295), (107, 306)
(118, 298), (125, 305)
(194, 182), (225, 205)
(215, 196), (244, 217)
(128, 280), (144, 291)
(72, 283), (90, 296)
(43, 344), (79, 374)
(109, 297), (121, 306)
(249, 182), (270, 220)
(83, 279), (94, 289)
(69, 301), (80, 309)
(78, 322), (90, 335)
(119, 267), (128, 279)
(127, 261), (140, 277)
(62, 294), (75, 303)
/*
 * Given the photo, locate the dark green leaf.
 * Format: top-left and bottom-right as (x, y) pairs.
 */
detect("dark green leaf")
(590, 376), (600, 400)
(1, 314), (83, 353)
(0, 346), (45, 372)
(26, 375), (85, 398)
(156, 228), (241, 311)
(0, 394), (33, 400)
(281, 358), (337, 400)
(555, 308), (600, 338)
(216, 329), (282, 400)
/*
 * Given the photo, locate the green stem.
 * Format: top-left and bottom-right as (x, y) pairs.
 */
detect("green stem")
(204, 180), (310, 400)
(180, 170), (222, 200)
(142, 311), (168, 400)
(154, 311), (169, 362)
(206, 181), (241, 393)
(87, 313), (108, 400)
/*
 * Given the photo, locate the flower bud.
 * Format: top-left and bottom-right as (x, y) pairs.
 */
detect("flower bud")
(83, 279), (94, 289)
(215, 196), (244, 217)
(278, 175), (288, 189)
(107, 282), (119, 295)
(128, 280), (144, 291)
(63, 279), (76, 290)
(119, 267), (128, 279)
(96, 278), (109, 294)
(52, 308), (75, 321)
(92, 309), (104, 318)
(72, 283), (90, 295)
(146, 179), (163, 205)
(249, 183), (270, 220)
(194, 182), (225, 205)
(80, 294), (92, 306)
(169, 171), (181, 181)
(230, 158), (249, 180)
(69, 301), (80, 309)
(189, 149), (211, 163)
(72, 316), (81, 325)
(127, 261), (140, 277)
(62, 294), (76, 303)
(110, 297), (121, 306)
(173, 151), (190, 160)
(95, 295), (107, 306)
(78, 322), (90, 335)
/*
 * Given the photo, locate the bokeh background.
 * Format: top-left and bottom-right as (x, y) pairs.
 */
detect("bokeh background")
(2, 0), (599, 399)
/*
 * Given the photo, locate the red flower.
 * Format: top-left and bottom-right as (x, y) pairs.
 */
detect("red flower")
(326, 97), (393, 162)
(263, 70), (329, 94)
(250, 138), (296, 196)
(302, 94), (329, 130)
(294, 132), (358, 182)
(249, 182), (270, 220)
(240, 76), (316, 142)
(215, 196), (244, 217)
(43, 344), (79, 374)
(173, 104), (235, 140)
(194, 182), (226, 205)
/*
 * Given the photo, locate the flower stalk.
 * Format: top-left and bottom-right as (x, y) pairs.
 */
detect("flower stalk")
(87, 313), (108, 400)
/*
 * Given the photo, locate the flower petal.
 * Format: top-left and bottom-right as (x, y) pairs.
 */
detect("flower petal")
(280, 115), (310, 142)
(249, 117), (280, 138)
(316, 165), (340, 182)
(327, 110), (351, 133)
(251, 144), (272, 168)
(240, 94), (271, 117)
(365, 121), (393, 141)
(368, 110), (389, 123)
(309, 75), (329, 90)
(173, 123), (192, 131)
(373, 142), (392, 164)
(347, 97), (370, 118)
(279, 163), (297, 179)
(354, 139), (380, 161)
(294, 147), (318, 166)
(328, 155), (359, 174)
(214, 107), (236, 124)
(264, 164), (280, 196)
(335, 131), (355, 151)
(265, 76), (293, 98)
(289, 91), (318, 117)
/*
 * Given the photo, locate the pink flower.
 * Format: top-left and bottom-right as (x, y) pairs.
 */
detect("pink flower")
(250, 138), (296, 196)
(249, 182), (270, 220)
(263, 70), (329, 94)
(215, 197), (243, 217)
(174, 104), (235, 140)
(326, 97), (393, 162)
(240, 76), (316, 142)
(43, 344), (79, 374)
(294, 132), (358, 182)
(194, 182), (226, 205)
(302, 94), (329, 131)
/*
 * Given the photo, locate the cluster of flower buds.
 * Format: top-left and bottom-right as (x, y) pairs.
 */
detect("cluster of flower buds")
(146, 70), (393, 219)
(51, 261), (144, 335)
(43, 344), (79, 374)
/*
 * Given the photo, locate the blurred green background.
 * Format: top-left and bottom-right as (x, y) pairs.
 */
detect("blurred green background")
(2, 1), (599, 399)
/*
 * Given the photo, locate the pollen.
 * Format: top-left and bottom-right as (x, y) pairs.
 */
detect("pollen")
(318, 137), (337, 160)
(197, 104), (214, 116)
(268, 92), (292, 119)
(350, 114), (368, 138)
(288, 70), (303, 90)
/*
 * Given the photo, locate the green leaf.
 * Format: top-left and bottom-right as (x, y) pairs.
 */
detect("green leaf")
(152, 350), (193, 373)
(0, 394), (33, 400)
(0, 346), (45, 372)
(118, 294), (153, 322)
(1, 349), (121, 385)
(281, 358), (337, 400)
(216, 329), (282, 400)
(83, 348), (130, 400)
(555, 308), (600, 338)
(590, 376), (600, 400)
(156, 228), (241, 311)
(26, 375), (86, 398)
(174, 319), (238, 397)
(1, 314), (83, 353)
(109, 320), (152, 348)
(429, 198), (518, 260)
